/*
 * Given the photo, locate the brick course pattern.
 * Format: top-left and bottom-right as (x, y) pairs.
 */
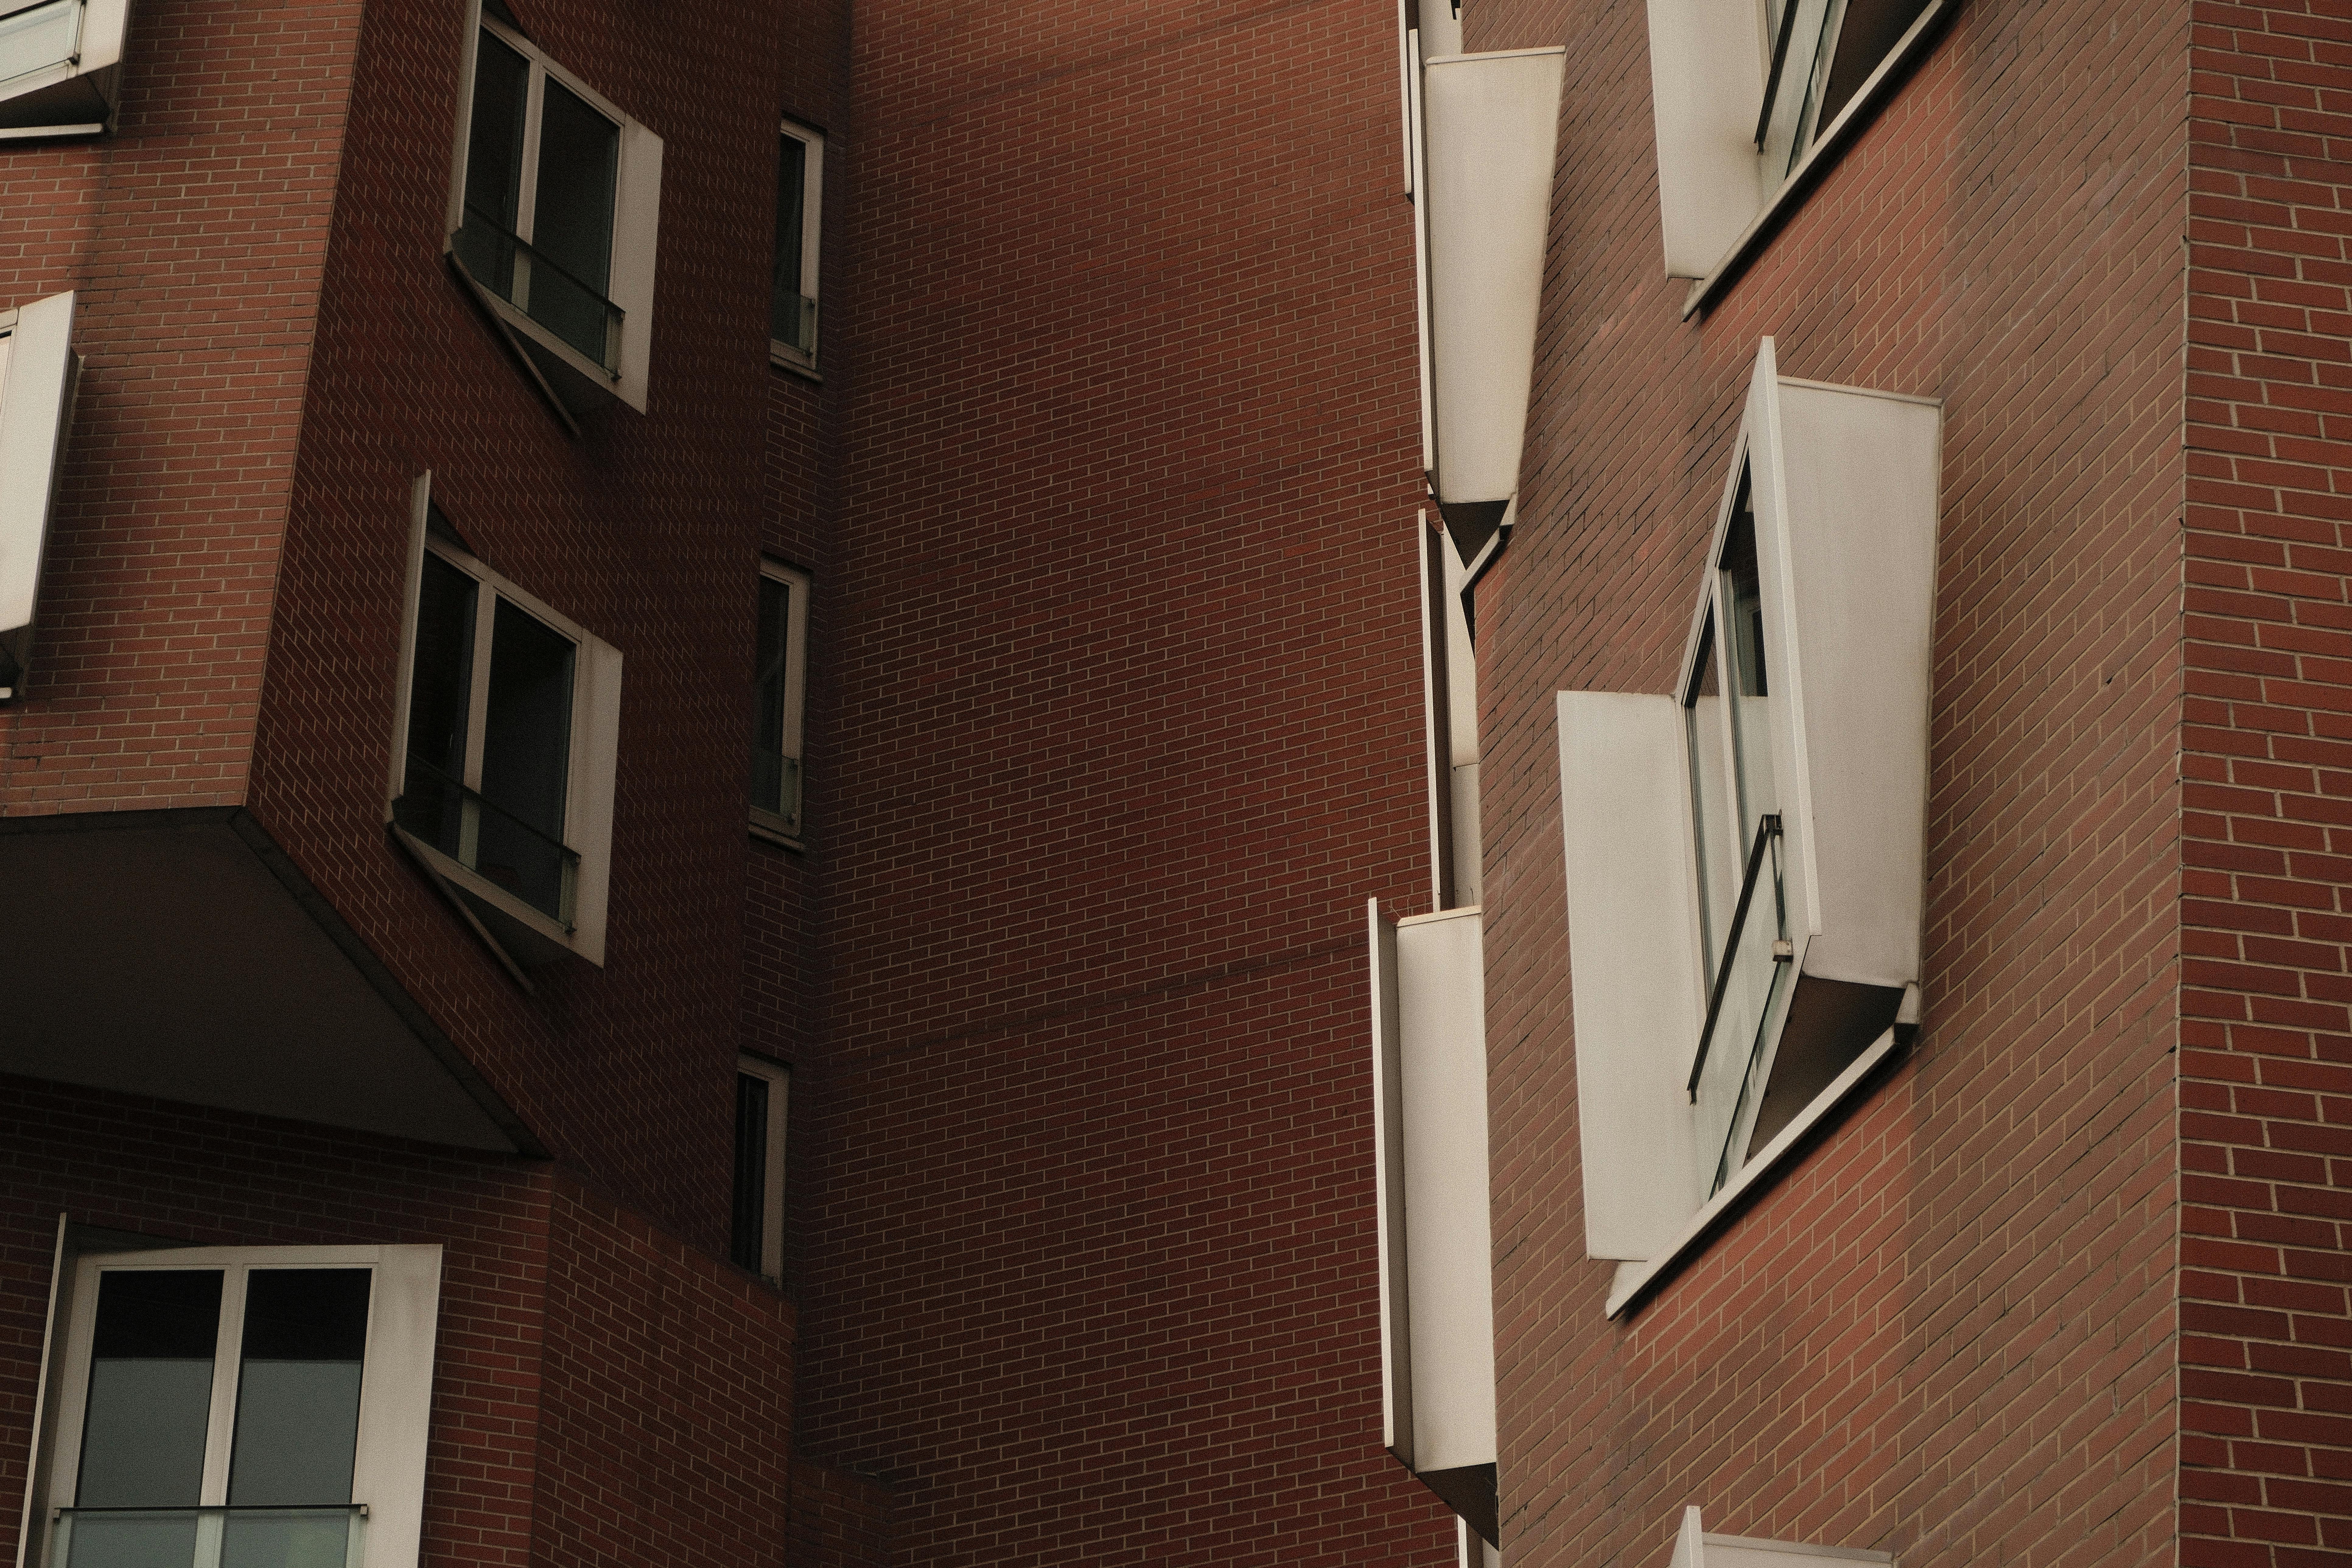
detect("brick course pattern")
(2184, 3), (2352, 1564)
(1477, 2), (2187, 1568)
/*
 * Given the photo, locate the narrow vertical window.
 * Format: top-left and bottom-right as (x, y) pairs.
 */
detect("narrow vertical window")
(733, 1056), (790, 1278)
(751, 562), (811, 840)
(770, 122), (824, 369)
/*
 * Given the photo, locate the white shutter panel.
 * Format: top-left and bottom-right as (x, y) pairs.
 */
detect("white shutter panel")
(0, 289), (79, 696)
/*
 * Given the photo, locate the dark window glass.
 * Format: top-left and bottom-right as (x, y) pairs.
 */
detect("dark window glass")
(77, 1271), (223, 1509)
(530, 79), (619, 360)
(227, 1271), (371, 1508)
(752, 576), (793, 815)
(455, 30), (531, 289)
(731, 1073), (769, 1273)
(473, 600), (576, 913)
(770, 139), (808, 346)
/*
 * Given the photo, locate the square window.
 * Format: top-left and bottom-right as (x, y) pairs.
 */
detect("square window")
(445, 3), (663, 413)
(0, 287), (79, 700)
(28, 1243), (444, 1568)
(732, 1055), (789, 1279)
(0, 0), (130, 137)
(771, 122), (823, 372)
(388, 478), (623, 967)
(751, 561), (809, 841)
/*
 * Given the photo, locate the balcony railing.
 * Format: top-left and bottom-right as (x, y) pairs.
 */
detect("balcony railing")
(1686, 814), (1791, 1195)
(453, 205), (623, 374)
(51, 1505), (365, 1568)
(394, 755), (579, 927)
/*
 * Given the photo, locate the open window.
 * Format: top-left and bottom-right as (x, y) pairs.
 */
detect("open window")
(750, 561), (809, 843)
(770, 122), (822, 373)
(1558, 340), (1938, 1316)
(0, 288), (79, 700)
(0, 0), (130, 137)
(1645, 0), (1946, 287)
(731, 1055), (789, 1280)
(22, 1238), (443, 1568)
(445, 2), (663, 415)
(388, 478), (622, 968)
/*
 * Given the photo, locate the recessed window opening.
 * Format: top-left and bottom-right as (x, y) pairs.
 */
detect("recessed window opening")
(771, 123), (823, 366)
(751, 562), (810, 837)
(732, 1056), (789, 1279)
(454, 24), (624, 372)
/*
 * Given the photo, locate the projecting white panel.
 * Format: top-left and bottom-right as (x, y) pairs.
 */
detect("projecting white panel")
(1422, 46), (1564, 508)
(1644, 0), (1767, 277)
(1367, 900), (1496, 1476)
(0, 289), (77, 693)
(1666, 1507), (1895, 1568)
(611, 120), (664, 412)
(1739, 344), (1939, 991)
(1556, 691), (1706, 1261)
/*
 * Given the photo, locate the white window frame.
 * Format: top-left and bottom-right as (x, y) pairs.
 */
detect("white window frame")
(734, 1054), (790, 1280)
(770, 121), (823, 375)
(30, 1244), (443, 1568)
(0, 0), (130, 138)
(387, 475), (623, 967)
(0, 288), (78, 701)
(443, 0), (663, 413)
(1645, 0), (1951, 306)
(750, 559), (810, 844)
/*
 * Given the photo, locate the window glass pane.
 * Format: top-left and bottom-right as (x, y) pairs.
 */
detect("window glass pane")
(76, 1271), (222, 1509)
(474, 598), (576, 919)
(528, 79), (619, 361)
(731, 1073), (769, 1272)
(455, 31), (531, 289)
(1719, 478), (1779, 850)
(770, 138), (807, 346)
(752, 575), (794, 815)
(1816, 0), (1933, 132)
(0, 0), (80, 90)
(1685, 618), (1733, 977)
(226, 1270), (371, 1508)
(394, 552), (479, 857)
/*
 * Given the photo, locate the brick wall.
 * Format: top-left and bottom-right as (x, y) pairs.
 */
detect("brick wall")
(1479, 2), (2187, 1568)
(785, 0), (1453, 1559)
(2183, 4), (2352, 1564)
(0, 0), (369, 811)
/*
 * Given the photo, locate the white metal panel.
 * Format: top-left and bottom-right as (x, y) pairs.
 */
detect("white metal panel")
(1367, 899), (1414, 1464)
(1556, 691), (1706, 1260)
(350, 1246), (443, 1568)
(610, 118), (663, 411)
(0, 289), (77, 679)
(568, 632), (623, 965)
(11, 1215), (67, 1568)
(1644, 0), (1767, 277)
(1667, 1510), (1894, 1568)
(1394, 905), (1494, 1474)
(79, 0), (129, 73)
(1422, 46), (1563, 507)
(1738, 342), (1818, 955)
(1774, 376), (1939, 989)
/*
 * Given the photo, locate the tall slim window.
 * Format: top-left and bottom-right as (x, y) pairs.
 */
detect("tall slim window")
(732, 1055), (789, 1279)
(770, 123), (823, 370)
(751, 561), (810, 839)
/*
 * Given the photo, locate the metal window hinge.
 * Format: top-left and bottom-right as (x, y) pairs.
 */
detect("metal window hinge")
(1771, 940), (1794, 961)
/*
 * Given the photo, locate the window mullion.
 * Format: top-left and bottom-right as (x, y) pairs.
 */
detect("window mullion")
(515, 60), (546, 247)
(196, 1265), (247, 1509)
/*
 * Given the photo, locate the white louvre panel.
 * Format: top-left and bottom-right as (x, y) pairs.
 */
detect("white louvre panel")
(1743, 344), (1940, 989)
(1556, 691), (1706, 1261)
(1643, 0), (1766, 277)
(1367, 901), (1495, 1474)
(0, 289), (77, 690)
(1421, 45), (1563, 508)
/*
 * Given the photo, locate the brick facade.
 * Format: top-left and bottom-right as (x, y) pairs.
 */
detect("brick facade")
(1478, 1), (2190, 1568)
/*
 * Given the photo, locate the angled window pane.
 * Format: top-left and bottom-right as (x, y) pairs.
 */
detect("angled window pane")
(751, 574), (797, 819)
(1718, 478), (1779, 850)
(226, 1270), (371, 1509)
(76, 1271), (222, 1509)
(455, 30), (531, 291)
(529, 79), (619, 362)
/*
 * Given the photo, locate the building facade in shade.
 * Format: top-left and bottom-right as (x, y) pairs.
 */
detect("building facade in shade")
(0, 1), (1460, 1567)
(1370, 0), (2352, 1567)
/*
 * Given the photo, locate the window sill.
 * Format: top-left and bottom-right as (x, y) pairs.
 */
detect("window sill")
(749, 810), (804, 852)
(769, 341), (821, 383)
(1604, 1024), (1904, 1319)
(1681, 0), (1955, 319)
